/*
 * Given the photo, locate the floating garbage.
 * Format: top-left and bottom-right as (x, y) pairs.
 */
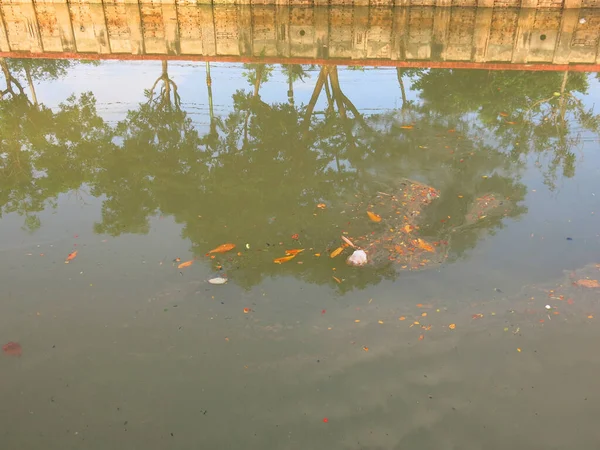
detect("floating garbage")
(208, 277), (228, 285)
(346, 249), (368, 267)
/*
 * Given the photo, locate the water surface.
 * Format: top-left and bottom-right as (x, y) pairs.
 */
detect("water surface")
(1, 58), (600, 449)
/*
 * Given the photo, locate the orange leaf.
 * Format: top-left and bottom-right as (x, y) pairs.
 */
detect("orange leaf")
(285, 249), (304, 256)
(499, 112), (509, 117)
(449, 323), (456, 330)
(400, 125), (413, 130)
(341, 236), (356, 248)
(505, 121), (517, 125)
(274, 255), (296, 264)
(403, 225), (412, 233)
(317, 203), (326, 209)
(65, 251), (78, 262)
(178, 260), (194, 269)
(416, 238), (435, 253)
(575, 279), (600, 288)
(367, 211), (382, 223)
(208, 243), (235, 254)
(332, 276), (342, 284)
(330, 247), (344, 258)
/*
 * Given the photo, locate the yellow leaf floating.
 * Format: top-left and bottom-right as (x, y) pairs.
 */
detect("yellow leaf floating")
(208, 243), (236, 254)
(178, 260), (194, 269)
(65, 250), (78, 263)
(274, 255), (296, 264)
(416, 238), (435, 253)
(367, 211), (382, 223)
(330, 246), (344, 258)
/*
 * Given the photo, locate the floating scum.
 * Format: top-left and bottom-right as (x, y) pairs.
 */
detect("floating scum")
(341, 179), (450, 271)
(195, 178), (521, 288)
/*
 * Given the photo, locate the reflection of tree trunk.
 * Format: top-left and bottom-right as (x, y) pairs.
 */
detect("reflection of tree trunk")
(396, 68), (407, 109)
(302, 66), (328, 130)
(559, 70), (569, 123)
(328, 66), (347, 119)
(328, 66), (355, 149)
(324, 78), (333, 112)
(287, 71), (294, 106)
(162, 60), (171, 108)
(253, 65), (263, 98)
(24, 66), (38, 107)
(206, 62), (216, 134)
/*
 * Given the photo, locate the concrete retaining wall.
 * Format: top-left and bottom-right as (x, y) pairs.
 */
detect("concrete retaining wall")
(1, 4), (599, 68)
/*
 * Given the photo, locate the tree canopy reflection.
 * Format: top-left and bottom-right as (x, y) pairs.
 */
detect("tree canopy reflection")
(1, 60), (598, 290)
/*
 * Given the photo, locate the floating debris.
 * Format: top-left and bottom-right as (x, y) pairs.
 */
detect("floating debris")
(346, 249), (368, 267)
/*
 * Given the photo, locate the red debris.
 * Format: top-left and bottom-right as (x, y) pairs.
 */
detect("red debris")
(3, 341), (22, 357)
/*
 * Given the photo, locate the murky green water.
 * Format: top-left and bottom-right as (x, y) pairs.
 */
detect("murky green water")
(1, 58), (600, 449)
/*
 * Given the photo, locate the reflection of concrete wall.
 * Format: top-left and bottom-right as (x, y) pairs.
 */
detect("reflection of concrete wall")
(0, 4), (599, 66)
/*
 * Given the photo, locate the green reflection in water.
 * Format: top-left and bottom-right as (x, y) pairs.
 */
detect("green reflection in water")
(1, 58), (598, 291)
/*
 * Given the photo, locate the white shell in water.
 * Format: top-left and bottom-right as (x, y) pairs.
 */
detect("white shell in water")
(346, 249), (368, 267)
(208, 277), (228, 285)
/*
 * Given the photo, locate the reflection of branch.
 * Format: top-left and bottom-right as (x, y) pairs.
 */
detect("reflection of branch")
(147, 60), (181, 111)
(329, 66), (370, 131)
(0, 58), (27, 99)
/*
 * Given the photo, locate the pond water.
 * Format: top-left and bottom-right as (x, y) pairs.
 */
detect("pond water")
(1, 59), (600, 449)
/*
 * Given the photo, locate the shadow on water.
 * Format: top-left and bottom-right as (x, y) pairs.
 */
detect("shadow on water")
(0, 58), (599, 293)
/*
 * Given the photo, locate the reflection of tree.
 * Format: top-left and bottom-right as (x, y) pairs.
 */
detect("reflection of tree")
(3, 58), (97, 106)
(2, 61), (538, 291)
(0, 65), (110, 231)
(92, 59), (203, 236)
(242, 63), (273, 100)
(96, 64), (527, 290)
(147, 60), (181, 111)
(281, 64), (313, 105)
(395, 68), (423, 110)
(411, 69), (600, 190)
